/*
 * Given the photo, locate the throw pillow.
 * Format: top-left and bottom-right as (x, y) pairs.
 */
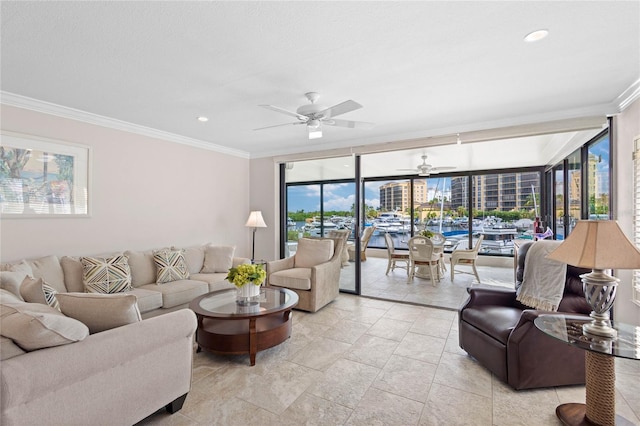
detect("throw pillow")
(56, 292), (141, 334)
(19, 276), (60, 311)
(153, 249), (190, 284)
(0, 271), (28, 301)
(174, 244), (209, 274)
(124, 250), (157, 287)
(295, 238), (335, 268)
(25, 255), (67, 293)
(0, 302), (89, 351)
(81, 255), (132, 294)
(201, 246), (235, 273)
(0, 261), (33, 300)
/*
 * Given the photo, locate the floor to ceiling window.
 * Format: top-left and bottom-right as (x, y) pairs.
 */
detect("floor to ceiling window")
(283, 156), (357, 292)
(587, 132), (611, 219)
(554, 165), (566, 240)
(548, 128), (611, 241)
(567, 149), (581, 234)
(278, 127), (610, 297)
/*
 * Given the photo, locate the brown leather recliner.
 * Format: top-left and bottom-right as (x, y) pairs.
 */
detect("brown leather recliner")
(458, 241), (592, 390)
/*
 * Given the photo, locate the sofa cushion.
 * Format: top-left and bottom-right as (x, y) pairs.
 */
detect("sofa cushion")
(461, 306), (523, 345)
(60, 256), (85, 293)
(139, 280), (208, 308)
(153, 249), (190, 284)
(269, 268), (312, 291)
(0, 335), (25, 360)
(26, 255), (67, 293)
(19, 276), (60, 311)
(0, 288), (23, 304)
(175, 244), (208, 274)
(126, 288), (163, 313)
(201, 246), (235, 273)
(57, 292), (141, 334)
(0, 301), (89, 351)
(81, 255), (132, 294)
(189, 272), (235, 292)
(0, 269), (30, 300)
(295, 238), (334, 268)
(124, 249), (157, 287)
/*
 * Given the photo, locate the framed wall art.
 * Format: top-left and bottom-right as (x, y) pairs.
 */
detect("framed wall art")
(0, 132), (91, 218)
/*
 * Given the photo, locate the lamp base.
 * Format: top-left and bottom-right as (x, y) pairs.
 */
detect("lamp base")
(582, 312), (617, 338)
(580, 270), (618, 339)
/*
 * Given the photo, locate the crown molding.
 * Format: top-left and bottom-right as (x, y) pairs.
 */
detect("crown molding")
(0, 91), (250, 159)
(615, 78), (640, 112)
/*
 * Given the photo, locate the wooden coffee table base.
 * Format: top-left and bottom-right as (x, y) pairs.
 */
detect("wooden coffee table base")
(195, 310), (293, 366)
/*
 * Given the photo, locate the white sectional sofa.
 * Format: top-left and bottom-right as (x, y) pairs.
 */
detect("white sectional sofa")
(0, 243), (249, 424)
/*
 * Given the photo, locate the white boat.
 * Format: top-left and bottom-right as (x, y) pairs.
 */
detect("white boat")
(478, 227), (519, 254)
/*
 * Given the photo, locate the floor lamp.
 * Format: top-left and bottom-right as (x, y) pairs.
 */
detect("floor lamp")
(245, 211), (267, 263)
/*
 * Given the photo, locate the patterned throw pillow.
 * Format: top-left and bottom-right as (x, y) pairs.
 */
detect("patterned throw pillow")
(153, 249), (189, 284)
(81, 255), (132, 294)
(19, 276), (60, 311)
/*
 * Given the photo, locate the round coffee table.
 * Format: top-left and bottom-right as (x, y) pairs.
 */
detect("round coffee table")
(189, 287), (298, 366)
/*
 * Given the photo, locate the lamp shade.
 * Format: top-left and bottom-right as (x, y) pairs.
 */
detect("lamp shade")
(546, 220), (640, 269)
(245, 211), (267, 228)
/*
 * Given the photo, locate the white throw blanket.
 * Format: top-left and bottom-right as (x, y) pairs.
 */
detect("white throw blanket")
(516, 240), (567, 311)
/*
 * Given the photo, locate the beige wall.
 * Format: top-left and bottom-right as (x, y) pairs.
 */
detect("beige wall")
(0, 105), (250, 262)
(248, 157), (279, 262)
(613, 98), (640, 325)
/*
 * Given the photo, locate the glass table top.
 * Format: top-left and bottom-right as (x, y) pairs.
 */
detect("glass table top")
(195, 287), (298, 317)
(534, 314), (640, 361)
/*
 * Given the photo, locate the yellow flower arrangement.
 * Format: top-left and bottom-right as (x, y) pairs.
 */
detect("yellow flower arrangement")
(225, 263), (266, 288)
(419, 229), (434, 238)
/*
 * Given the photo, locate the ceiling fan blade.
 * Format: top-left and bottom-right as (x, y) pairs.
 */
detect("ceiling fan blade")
(253, 122), (304, 131)
(319, 100), (362, 118)
(324, 118), (374, 129)
(259, 104), (308, 121)
(396, 168), (419, 172)
(430, 166), (456, 172)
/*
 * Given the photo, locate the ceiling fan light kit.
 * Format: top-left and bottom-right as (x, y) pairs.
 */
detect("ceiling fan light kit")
(256, 92), (373, 140)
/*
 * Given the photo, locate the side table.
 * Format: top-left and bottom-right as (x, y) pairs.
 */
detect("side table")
(534, 315), (639, 426)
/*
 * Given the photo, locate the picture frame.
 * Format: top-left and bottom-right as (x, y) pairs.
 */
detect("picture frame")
(0, 131), (91, 218)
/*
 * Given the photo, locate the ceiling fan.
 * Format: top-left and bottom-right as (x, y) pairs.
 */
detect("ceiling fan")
(255, 92), (374, 139)
(397, 154), (455, 177)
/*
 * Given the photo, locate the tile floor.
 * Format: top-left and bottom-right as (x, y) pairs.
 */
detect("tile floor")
(139, 288), (640, 425)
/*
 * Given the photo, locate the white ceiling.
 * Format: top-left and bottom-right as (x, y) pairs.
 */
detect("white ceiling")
(1, 1), (638, 170)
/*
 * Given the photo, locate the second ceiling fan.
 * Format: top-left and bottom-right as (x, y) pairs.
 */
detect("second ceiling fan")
(397, 154), (455, 177)
(255, 92), (374, 139)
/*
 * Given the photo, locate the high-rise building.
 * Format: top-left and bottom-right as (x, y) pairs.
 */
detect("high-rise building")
(450, 173), (540, 212)
(379, 180), (427, 212)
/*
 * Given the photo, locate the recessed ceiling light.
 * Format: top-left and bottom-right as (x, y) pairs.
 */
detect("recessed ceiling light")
(197, 116), (209, 122)
(524, 29), (549, 43)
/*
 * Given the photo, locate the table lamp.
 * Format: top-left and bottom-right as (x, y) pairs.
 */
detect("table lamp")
(546, 220), (640, 337)
(245, 211), (267, 263)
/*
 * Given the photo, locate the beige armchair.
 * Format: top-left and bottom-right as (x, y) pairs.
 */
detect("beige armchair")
(327, 229), (350, 267)
(346, 225), (375, 261)
(267, 237), (344, 312)
(450, 235), (484, 283)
